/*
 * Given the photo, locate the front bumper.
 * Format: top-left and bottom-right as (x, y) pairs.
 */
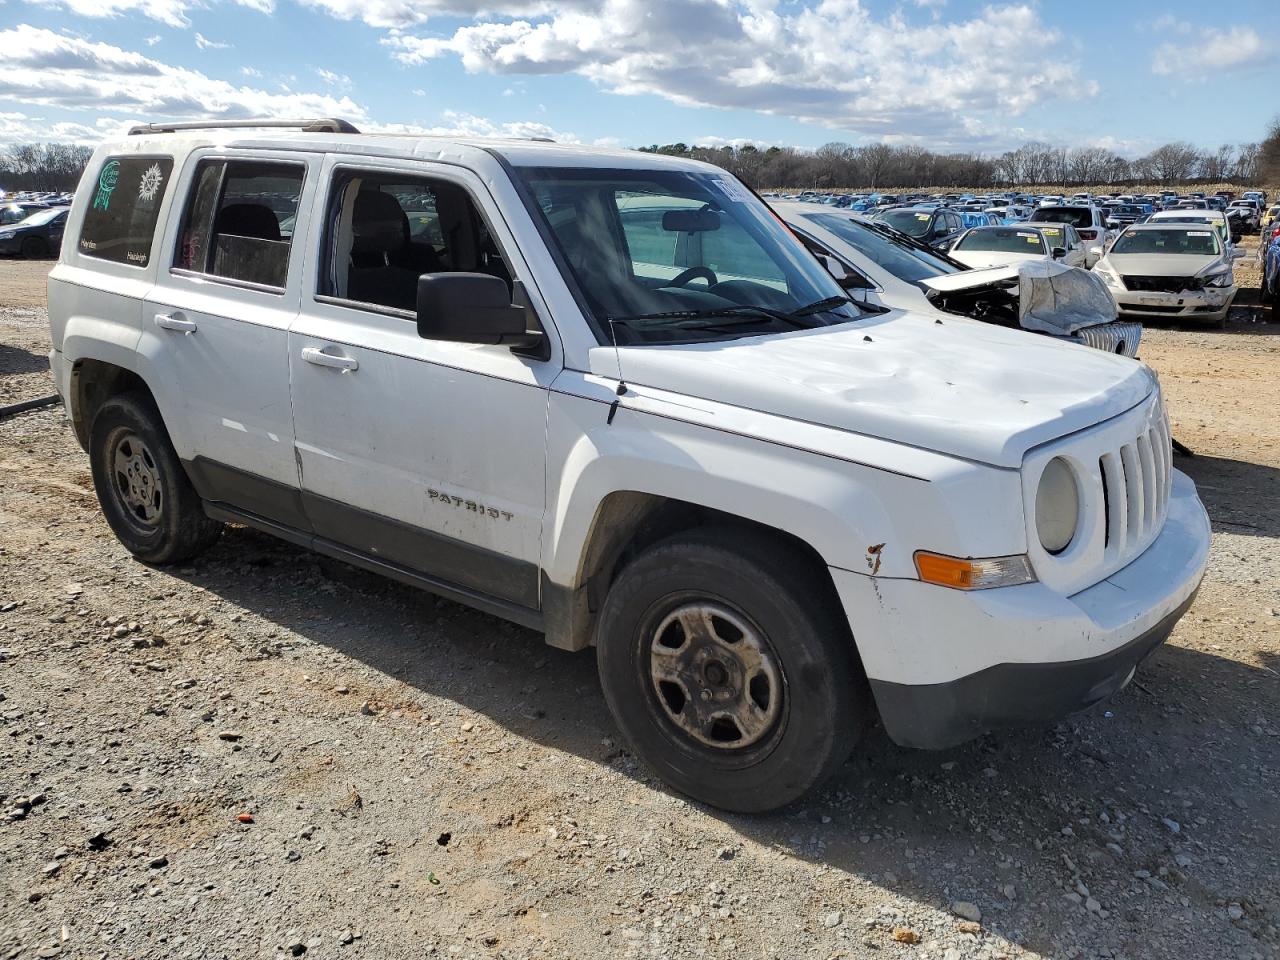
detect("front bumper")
(832, 468), (1211, 749)
(1112, 284), (1234, 321)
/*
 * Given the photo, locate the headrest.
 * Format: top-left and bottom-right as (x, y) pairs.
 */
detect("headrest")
(352, 189), (408, 254)
(215, 203), (281, 242)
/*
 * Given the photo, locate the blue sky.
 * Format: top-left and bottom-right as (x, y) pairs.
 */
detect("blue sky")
(2, 0), (1277, 155)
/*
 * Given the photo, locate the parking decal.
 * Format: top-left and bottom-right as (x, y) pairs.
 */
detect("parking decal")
(92, 160), (120, 211)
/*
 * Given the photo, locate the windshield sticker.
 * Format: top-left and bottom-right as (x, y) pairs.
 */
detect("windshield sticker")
(915, 213), (930, 221)
(1187, 230), (1212, 236)
(92, 160), (120, 211)
(1026, 236), (1040, 243)
(137, 163), (164, 204)
(709, 177), (752, 203)
(1017, 231), (1037, 237)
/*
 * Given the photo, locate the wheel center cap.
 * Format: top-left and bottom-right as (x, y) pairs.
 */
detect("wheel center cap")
(703, 660), (729, 687)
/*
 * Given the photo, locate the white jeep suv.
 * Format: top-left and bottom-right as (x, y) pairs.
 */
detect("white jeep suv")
(48, 120), (1211, 812)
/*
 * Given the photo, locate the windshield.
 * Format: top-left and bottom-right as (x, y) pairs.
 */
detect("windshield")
(18, 207), (65, 227)
(874, 208), (934, 238)
(1111, 228), (1221, 256)
(0, 206), (30, 225)
(808, 212), (964, 283)
(955, 227), (1047, 254)
(514, 166), (855, 344)
(1030, 207), (1091, 229)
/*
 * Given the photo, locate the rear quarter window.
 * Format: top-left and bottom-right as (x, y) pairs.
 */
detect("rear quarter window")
(77, 156), (174, 267)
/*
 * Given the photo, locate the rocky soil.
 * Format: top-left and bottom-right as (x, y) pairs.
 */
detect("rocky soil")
(1, 251), (1278, 960)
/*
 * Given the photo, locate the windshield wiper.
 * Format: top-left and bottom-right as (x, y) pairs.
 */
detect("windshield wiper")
(607, 297), (861, 331)
(607, 304), (819, 330)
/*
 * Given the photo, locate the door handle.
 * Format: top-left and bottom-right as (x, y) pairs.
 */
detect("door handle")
(301, 346), (359, 373)
(155, 313), (197, 334)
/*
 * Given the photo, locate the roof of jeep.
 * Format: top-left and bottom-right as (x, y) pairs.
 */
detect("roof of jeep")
(99, 129), (718, 173)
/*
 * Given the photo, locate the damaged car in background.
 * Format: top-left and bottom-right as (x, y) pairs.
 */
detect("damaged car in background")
(1094, 223), (1240, 328)
(774, 201), (1141, 356)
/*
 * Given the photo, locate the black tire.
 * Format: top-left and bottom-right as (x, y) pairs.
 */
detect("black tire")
(20, 236), (48, 259)
(596, 526), (867, 813)
(89, 393), (222, 564)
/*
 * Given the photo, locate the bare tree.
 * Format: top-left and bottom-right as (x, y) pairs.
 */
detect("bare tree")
(1, 142), (93, 192)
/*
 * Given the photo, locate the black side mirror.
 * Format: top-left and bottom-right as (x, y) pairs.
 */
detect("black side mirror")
(1051, 246), (1067, 259)
(417, 273), (542, 350)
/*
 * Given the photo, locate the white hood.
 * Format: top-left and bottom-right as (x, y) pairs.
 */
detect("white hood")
(591, 310), (1155, 469)
(1103, 253), (1220, 277)
(951, 250), (1045, 270)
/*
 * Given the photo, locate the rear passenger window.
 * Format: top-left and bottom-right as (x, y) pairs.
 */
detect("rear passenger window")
(174, 159), (304, 290)
(77, 156), (174, 267)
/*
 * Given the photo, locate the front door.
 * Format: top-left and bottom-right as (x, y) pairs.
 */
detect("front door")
(288, 157), (555, 611)
(142, 152), (316, 528)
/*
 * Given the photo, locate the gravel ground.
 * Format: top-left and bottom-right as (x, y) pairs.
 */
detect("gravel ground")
(1, 251), (1278, 960)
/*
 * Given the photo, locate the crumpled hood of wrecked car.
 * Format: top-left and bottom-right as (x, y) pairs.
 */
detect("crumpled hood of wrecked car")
(594, 310), (1156, 468)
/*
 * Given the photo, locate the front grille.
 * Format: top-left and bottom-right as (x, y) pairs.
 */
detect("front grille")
(1075, 321), (1142, 357)
(1123, 275), (1202, 293)
(1021, 391), (1172, 596)
(1097, 413), (1172, 560)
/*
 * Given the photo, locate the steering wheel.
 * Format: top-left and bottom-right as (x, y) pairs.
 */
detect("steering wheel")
(667, 266), (718, 288)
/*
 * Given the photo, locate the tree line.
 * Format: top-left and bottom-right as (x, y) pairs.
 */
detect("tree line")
(4, 124), (1277, 197)
(1, 143), (94, 192)
(640, 139), (1271, 191)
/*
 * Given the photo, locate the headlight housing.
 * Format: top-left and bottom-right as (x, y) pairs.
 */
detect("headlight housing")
(1035, 457), (1079, 554)
(1203, 268), (1233, 288)
(1094, 263), (1122, 287)
(0, 231), (14, 240)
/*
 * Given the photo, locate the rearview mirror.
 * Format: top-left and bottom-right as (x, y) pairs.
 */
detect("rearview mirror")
(662, 209), (720, 233)
(1051, 246), (1067, 259)
(417, 273), (542, 350)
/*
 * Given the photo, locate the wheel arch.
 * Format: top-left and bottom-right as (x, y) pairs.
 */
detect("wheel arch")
(68, 357), (158, 449)
(542, 489), (851, 655)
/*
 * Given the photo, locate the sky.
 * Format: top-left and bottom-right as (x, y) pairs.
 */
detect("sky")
(1, 0), (1277, 156)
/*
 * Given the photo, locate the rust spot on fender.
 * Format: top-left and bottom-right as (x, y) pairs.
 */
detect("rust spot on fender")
(865, 542), (886, 576)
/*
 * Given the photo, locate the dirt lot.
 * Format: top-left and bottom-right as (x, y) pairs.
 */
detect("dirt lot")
(1, 251), (1278, 960)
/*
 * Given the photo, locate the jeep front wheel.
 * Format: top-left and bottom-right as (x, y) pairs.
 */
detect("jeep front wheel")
(89, 393), (222, 564)
(596, 527), (867, 813)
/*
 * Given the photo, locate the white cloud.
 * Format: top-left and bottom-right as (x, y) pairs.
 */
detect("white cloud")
(1152, 24), (1266, 76)
(194, 31), (229, 49)
(0, 25), (364, 121)
(144, 34), (162, 45)
(26, 0), (272, 28)
(383, 0), (1093, 146)
(295, 0), (580, 30)
(316, 68), (351, 88)
(366, 110), (574, 142)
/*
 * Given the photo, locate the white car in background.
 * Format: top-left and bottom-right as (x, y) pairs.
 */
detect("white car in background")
(774, 201), (1141, 356)
(1027, 205), (1113, 267)
(1094, 223), (1237, 326)
(1146, 209), (1237, 255)
(948, 223), (1089, 270)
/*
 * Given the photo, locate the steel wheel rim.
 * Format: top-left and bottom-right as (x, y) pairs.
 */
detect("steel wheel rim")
(647, 601), (784, 751)
(111, 432), (163, 527)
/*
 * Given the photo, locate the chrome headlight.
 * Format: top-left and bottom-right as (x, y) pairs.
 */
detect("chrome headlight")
(1203, 268), (1233, 288)
(1035, 457), (1079, 555)
(0, 231), (14, 240)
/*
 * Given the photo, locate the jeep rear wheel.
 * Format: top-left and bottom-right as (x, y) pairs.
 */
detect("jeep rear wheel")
(596, 527), (867, 813)
(89, 393), (222, 564)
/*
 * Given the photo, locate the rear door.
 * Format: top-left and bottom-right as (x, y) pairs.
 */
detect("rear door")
(141, 152), (316, 528)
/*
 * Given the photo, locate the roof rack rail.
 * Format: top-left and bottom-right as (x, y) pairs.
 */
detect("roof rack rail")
(128, 118), (361, 136)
